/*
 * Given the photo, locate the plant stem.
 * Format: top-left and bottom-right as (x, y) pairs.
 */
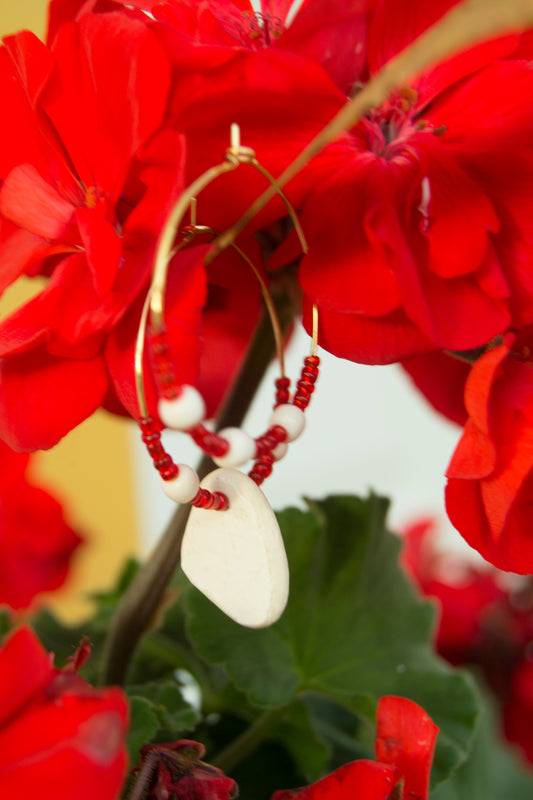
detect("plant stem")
(100, 301), (293, 686)
(212, 708), (284, 774)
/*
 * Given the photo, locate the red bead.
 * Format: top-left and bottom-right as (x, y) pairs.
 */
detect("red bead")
(141, 431), (160, 444)
(140, 417), (180, 480)
(140, 417), (160, 434)
(274, 376), (291, 406)
(254, 425), (288, 457)
(190, 488), (229, 510)
(189, 424), (229, 458)
(191, 489), (208, 508)
(154, 455), (174, 471)
(271, 425), (287, 442)
(161, 464), (179, 481)
(212, 491), (230, 510)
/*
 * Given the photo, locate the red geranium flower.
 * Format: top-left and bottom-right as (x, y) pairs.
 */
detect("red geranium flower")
(0, 440), (82, 610)
(272, 695), (438, 800)
(0, 13), (176, 450)
(40, 1), (533, 374)
(0, 626), (128, 800)
(280, 0), (533, 365)
(47, 0), (373, 94)
(0, 13), (266, 451)
(445, 329), (533, 574)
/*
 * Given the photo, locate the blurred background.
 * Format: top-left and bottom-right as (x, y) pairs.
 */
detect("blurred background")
(0, 0), (466, 622)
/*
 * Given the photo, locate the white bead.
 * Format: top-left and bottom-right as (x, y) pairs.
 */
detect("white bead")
(158, 385), (205, 430)
(269, 404), (306, 442)
(213, 427), (256, 468)
(162, 464), (200, 504)
(272, 441), (288, 461)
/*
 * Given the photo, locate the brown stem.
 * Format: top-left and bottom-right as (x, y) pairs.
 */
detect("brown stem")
(100, 299), (294, 686)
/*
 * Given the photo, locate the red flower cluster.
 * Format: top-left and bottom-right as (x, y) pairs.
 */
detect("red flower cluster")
(402, 519), (533, 766)
(272, 695), (438, 800)
(1, 0), (533, 569)
(0, 626), (128, 799)
(0, 439), (81, 609)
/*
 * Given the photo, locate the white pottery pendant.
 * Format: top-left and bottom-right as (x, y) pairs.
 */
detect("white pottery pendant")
(181, 468), (289, 628)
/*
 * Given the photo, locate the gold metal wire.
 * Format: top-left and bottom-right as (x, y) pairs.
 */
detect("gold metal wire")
(135, 124), (308, 423)
(311, 304), (319, 356)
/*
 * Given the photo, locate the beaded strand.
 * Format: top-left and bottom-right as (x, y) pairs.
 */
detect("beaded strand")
(138, 328), (320, 503)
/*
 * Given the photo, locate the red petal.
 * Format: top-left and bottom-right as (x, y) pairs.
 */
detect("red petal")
(463, 343), (509, 436)
(41, 13), (170, 201)
(445, 478), (519, 572)
(0, 222), (51, 294)
(117, 129), (186, 308)
(0, 693), (128, 800)
(307, 300), (435, 365)
(411, 146), (499, 280)
(0, 37), (56, 180)
(298, 159), (402, 317)
(427, 63), (533, 329)
(375, 695), (438, 800)
(0, 627), (53, 728)
(447, 419), (497, 480)
(0, 164), (76, 241)
(0, 349), (108, 451)
(0, 627), (128, 800)
(0, 254), (113, 357)
(76, 208), (122, 297)
(275, 0), (371, 93)
(479, 425), (533, 539)
(0, 472), (82, 609)
(401, 351), (469, 427)
(47, 0), (98, 44)
(272, 760), (395, 800)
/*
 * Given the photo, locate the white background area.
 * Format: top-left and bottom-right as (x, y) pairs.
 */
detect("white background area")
(131, 323), (469, 555)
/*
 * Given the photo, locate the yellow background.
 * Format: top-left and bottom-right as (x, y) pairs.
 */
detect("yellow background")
(0, 0), (140, 621)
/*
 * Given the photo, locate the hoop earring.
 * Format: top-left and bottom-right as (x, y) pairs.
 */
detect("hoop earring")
(134, 126), (320, 627)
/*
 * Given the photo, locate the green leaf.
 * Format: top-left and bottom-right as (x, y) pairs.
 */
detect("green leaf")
(275, 700), (330, 782)
(127, 680), (200, 765)
(185, 494), (478, 786)
(127, 695), (161, 766)
(128, 680), (199, 731)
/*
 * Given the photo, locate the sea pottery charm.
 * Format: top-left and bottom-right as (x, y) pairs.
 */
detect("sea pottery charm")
(181, 468), (289, 628)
